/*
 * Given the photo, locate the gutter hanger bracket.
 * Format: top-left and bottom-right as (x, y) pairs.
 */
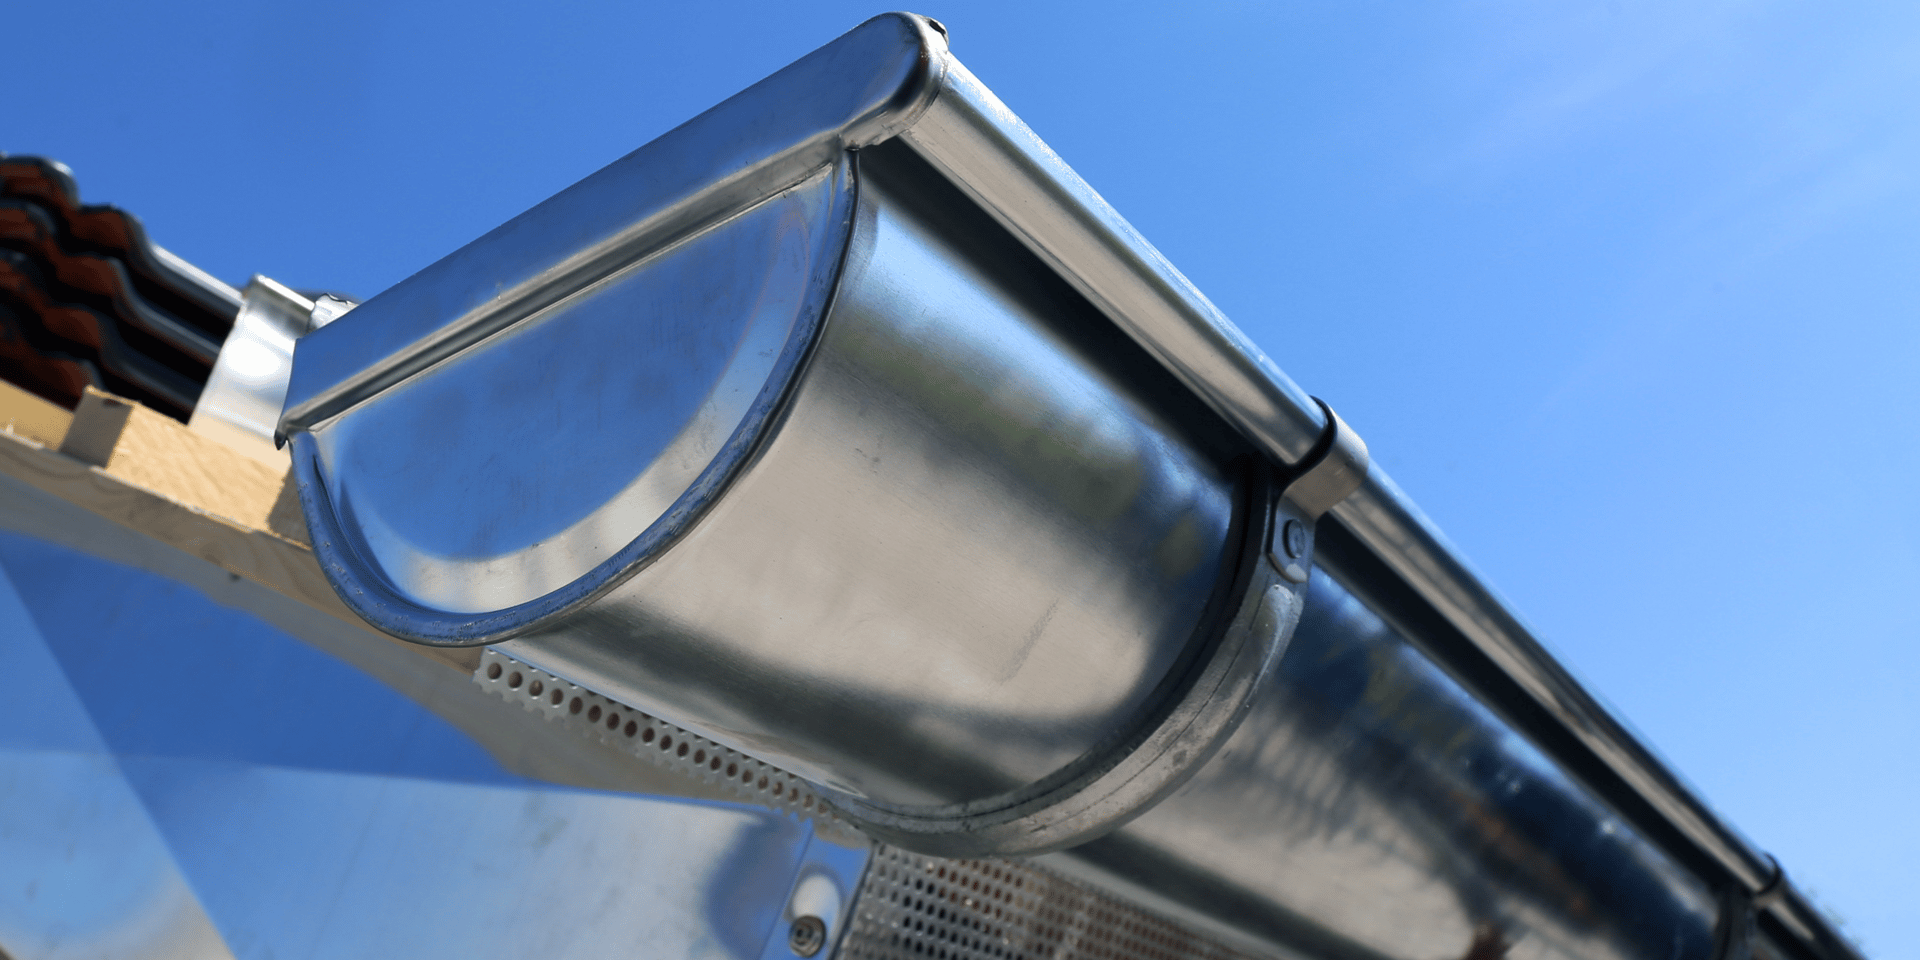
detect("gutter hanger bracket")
(1268, 397), (1369, 584)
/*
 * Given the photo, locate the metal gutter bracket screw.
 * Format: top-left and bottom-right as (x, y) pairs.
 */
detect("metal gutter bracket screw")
(789, 914), (827, 957)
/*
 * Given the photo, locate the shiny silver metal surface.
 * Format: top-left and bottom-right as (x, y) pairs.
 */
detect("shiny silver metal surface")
(0, 531), (872, 960)
(0, 752), (238, 960)
(0, 564), (236, 960)
(127, 760), (865, 960)
(489, 155), (1255, 844)
(188, 275), (313, 467)
(895, 58), (1328, 469)
(306, 294), (355, 330)
(894, 24), (1851, 956)
(278, 12), (1855, 960)
(1044, 562), (1723, 960)
(285, 12), (1283, 857)
(1323, 472), (1855, 957)
(1280, 400), (1368, 522)
(473, 640), (1294, 960)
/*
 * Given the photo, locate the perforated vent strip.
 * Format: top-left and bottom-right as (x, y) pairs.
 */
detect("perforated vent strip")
(839, 846), (1270, 960)
(474, 648), (854, 838)
(477, 650), (1274, 960)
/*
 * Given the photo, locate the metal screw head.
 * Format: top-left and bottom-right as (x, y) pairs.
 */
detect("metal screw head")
(1281, 519), (1308, 559)
(789, 915), (827, 957)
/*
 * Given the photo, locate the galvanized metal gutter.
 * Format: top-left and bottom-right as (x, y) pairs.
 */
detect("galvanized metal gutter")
(276, 14), (1859, 960)
(887, 22), (1854, 958)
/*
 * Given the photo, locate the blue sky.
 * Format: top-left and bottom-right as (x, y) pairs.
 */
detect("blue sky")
(13, 1), (1917, 953)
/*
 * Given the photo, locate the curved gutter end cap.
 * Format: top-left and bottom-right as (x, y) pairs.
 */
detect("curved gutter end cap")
(287, 167), (858, 646)
(279, 11), (948, 439)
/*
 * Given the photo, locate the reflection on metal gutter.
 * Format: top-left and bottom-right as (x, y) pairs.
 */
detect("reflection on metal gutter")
(1329, 473), (1849, 957)
(473, 646), (1300, 960)
(875, 23), (1854, 959)
(187, 278), (355, 467)
(0, 560), (238, 960)
(0, 535), (874, 960)
(889, 50), (1848, 958)
(275, 13), (1857, 960)
(1043, 558), (1724, 960)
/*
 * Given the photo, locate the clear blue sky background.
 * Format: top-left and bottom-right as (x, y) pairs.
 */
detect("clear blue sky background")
(12, 1), (1917, 953)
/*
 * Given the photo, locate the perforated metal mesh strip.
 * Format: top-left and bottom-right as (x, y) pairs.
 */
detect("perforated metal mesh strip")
(476, 650), (1271, 960)
(474, 648), (864, 842)
(840, 846), (1267, 960)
